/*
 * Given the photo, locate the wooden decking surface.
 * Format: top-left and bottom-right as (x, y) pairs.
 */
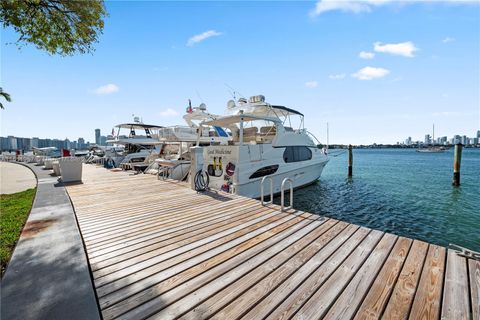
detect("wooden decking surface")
(65, 165), (479, 320)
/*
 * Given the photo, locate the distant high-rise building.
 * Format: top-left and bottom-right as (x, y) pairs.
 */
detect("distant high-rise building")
(454, 135), (461, 144)
(0, 137), (8, 151)
(477, 130), (480, 139)
(31, 137), (39, 148)
(7, 136), (17, 150)
(100, 136), (107, 146)
(78, 137), (85, 149)
(424, 134), (431, 145)
(405, 137), (412, 146)
(95, 129), (101, 145)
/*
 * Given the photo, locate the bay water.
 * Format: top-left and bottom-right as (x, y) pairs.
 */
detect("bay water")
(289, 148), (480, 252)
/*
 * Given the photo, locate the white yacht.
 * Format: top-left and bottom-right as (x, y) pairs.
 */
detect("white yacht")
(105, 117), (163, 168)
(195, 95), (329, 198)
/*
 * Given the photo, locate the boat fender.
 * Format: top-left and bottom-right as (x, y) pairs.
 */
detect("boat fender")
(226, 162), (235, 176)
(104, 158), (115, 169)
(221, 184), (230, 193)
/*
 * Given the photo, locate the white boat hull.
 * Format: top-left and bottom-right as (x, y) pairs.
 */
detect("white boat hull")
(232, 160), (328, 198)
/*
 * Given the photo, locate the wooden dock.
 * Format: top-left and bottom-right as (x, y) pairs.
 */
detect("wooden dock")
(65, 165), (479, 320)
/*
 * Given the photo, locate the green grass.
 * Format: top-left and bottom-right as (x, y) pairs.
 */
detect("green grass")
(0, 188), (36, 276)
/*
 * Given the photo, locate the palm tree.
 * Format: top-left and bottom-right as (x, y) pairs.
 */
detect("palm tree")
(0, 87), (12, 109)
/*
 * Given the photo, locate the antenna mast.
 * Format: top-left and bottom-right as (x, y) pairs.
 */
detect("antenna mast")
(327, 122), (329, 150)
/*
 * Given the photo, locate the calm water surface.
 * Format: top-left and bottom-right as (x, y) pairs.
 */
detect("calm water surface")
(284, 148), (480, 252)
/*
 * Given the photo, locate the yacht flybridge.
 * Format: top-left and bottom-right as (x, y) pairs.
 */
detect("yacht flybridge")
(195, 95), (329, 198)
(105, 117), (163, 167)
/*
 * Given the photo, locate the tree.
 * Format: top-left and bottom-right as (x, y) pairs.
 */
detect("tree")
(0, 0), (107, 56)
(0, 87), (12, 109)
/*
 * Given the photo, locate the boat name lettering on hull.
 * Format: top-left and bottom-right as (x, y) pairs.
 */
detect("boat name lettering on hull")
(207, 150), (232, 155)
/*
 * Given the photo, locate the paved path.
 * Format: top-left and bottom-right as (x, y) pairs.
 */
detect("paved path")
(0, 162), (36, 194)
(0, 163), (101, 320)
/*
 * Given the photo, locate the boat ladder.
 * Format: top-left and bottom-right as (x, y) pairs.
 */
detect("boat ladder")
(260, 176), (294, 212)
(260, 176), (273, 206)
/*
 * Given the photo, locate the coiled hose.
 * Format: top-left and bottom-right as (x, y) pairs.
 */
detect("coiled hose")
(194, 170), (209, 192)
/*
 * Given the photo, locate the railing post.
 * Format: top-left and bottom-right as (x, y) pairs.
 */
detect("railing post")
(280, 177), (293, 212)
(260, 176), (273, 206)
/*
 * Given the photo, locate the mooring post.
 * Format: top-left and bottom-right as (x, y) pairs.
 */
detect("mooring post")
(348, 144), (353, 177)
(452, 143), (462, 186)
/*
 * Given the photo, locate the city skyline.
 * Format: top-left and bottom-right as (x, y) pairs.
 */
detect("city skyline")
(1, 128), (479, 152)
(1, 1), (479, 144)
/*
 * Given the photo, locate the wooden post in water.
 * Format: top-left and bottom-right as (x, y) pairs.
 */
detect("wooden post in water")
(452, 143), (462, 186)
(348, 144), (353, 177)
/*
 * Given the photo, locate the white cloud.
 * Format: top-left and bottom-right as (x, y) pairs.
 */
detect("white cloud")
(305, 81), (319, 88)
(159, 108), (179, 117)
(187, 30), (223, 46)
(310, 0), (373, 16)
(374, 41), (418, 57)
(94, 84), (119, 95)
(310, 0), (478, 17)
(359, 51), (375, 59)
(352, 67), (390, 80)
(442, 37), (455, 43)
(329, 73), (346, 80)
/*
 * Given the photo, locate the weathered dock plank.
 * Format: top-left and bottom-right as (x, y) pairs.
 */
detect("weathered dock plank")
(353, 237), (412, 320)
(408, 244), (446, 320)
(64, 165), (478, 320)
(382, 240), (429, 319)
(441, 249), (471, 320)
(470, 259), (480, 320)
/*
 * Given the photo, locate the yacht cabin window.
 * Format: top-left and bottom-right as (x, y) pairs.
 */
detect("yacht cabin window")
(283, 146), (312, 163)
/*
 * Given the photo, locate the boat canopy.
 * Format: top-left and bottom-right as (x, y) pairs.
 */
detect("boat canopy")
(271, 105), (304, 117)
(201, 114), (282, 128)
(114, 123), (164, 129)
(226, 96), (304, 119)
(106, 137), (163, 145)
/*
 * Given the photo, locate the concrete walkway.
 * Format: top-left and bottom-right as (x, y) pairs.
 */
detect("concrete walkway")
(0, 162), (36, 194)
(0, 163), (101, 320)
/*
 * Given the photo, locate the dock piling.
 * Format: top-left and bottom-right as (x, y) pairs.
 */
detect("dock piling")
(348, 144), (353, 177)
(452, 143), (462, 186)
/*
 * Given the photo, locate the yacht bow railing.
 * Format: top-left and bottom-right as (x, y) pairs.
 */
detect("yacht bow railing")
(306, 130), (322, 146)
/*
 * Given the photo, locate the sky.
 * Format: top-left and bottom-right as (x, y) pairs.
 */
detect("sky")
(1, 0), (479, 145)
